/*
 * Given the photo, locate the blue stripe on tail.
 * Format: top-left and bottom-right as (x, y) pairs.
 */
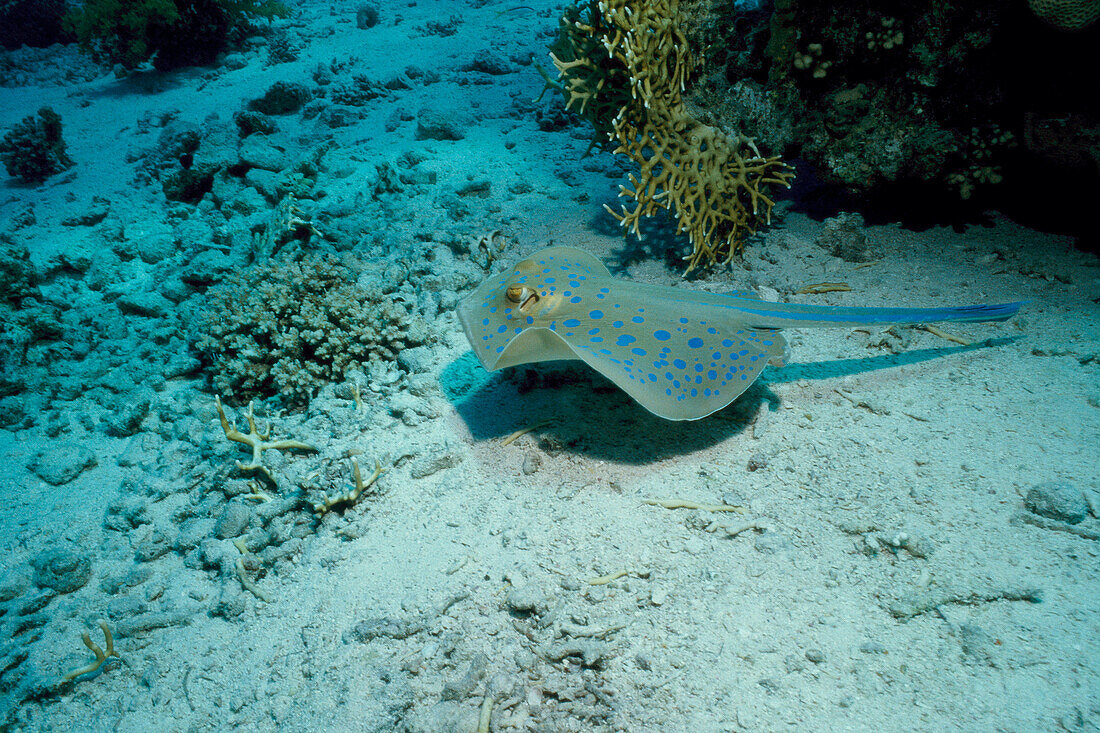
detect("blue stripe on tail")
(726, 300), (1027, 330)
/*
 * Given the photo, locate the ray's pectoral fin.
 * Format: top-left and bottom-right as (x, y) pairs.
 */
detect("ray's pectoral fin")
(563, 328), (784, 420)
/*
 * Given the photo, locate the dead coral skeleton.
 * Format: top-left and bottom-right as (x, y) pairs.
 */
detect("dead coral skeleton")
(215, 396), (317, 485)
(244, 480), (274, 503)
(795, 281), (852, 294)
(60, 621), (120, 684)
(313, 456), (387, 516)
(252, 193), (322, 262)
(473, 229), (506, 269)
(642, 498), (745, 513)
(234, 556), (271, 602)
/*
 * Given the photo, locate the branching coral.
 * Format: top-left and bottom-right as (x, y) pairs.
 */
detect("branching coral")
(0, 108), (73, 184)
(195, 254), (433, 407)
(548, 0), (794, 272)
(312, 456), (386, 516)
(610, 117), (794, 272)
(60, 621), (119, 684)
(214, 396), (316, 484)
(540, 1), (631, 143)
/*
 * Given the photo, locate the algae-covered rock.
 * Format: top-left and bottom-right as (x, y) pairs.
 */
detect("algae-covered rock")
(1025, 481), (1088, 525)
(28, 443), (97, 485)
(32, 547), (92, 593)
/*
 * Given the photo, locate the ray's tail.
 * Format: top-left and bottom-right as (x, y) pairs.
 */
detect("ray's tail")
(726, 299), (1026, 330)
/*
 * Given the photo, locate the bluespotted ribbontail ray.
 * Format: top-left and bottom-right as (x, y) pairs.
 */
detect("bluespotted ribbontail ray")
(457, 246), (1024, 421)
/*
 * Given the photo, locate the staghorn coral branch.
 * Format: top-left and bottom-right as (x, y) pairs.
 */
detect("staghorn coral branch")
(313, 456), (387, 516)
(215, 396), (317, 485)
(60, 621), (119, 684)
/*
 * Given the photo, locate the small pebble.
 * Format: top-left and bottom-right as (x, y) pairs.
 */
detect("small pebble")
(546, 639), (607, 668)
(505, 583), (549, 616)
(746, 453), (768, 472)
(753, 530), (790, 555)
(441, 653), (488, 700)
(879, 531), (935, 558)
(958, 624), (998, 667)
(783, 653), (807, 673)
(757, 677), (781, 693)
(215, 503), (251, 539)
(409, 445), (462, 479)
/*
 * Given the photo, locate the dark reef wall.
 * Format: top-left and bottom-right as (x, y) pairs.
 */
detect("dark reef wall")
(683, 0), (1099, 240)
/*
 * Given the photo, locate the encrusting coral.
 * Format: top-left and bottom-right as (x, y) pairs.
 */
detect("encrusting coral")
(547, 0), (794, 272)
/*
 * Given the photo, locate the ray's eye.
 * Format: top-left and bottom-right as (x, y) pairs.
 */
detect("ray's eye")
(505, 285), (539, 309)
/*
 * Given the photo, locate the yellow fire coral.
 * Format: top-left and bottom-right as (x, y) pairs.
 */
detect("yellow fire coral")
(550, 0), (795, 272)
